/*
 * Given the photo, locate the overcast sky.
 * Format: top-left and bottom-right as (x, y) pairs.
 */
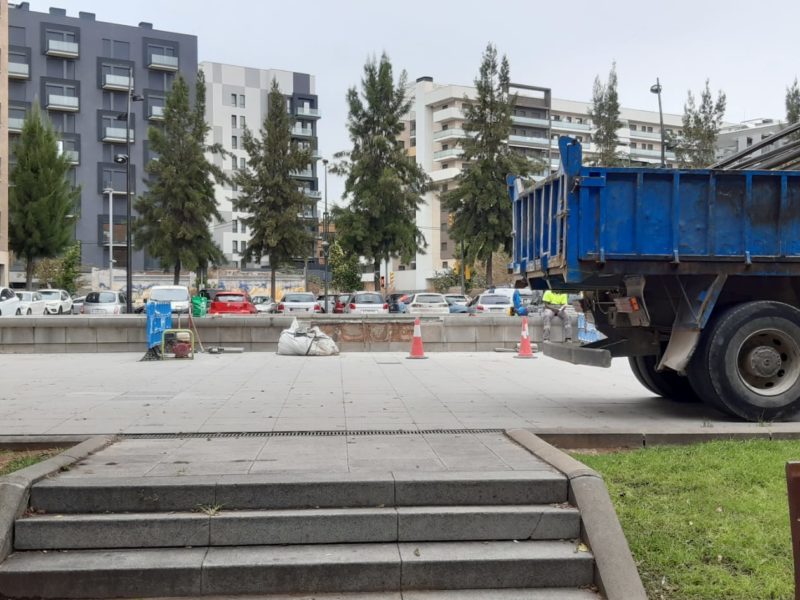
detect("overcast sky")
(25, 0), (800, 203)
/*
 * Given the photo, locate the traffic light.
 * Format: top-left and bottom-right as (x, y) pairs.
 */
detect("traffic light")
(380, 275), (385, 289)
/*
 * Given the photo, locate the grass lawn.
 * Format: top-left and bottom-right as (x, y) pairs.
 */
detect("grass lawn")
(0, 449), (59, 477)
(574, 440), (797, 600)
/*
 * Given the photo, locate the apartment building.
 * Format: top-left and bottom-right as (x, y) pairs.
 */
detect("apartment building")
(396, 76), (684, 291)
(716, 118), (788, 161)
(7, 3), (197, 279)
(200, 62), (321, 270)
(0, 0), (9, 286)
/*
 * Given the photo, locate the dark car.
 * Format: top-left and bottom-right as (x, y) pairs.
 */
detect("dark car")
(386, 293), (410, 314)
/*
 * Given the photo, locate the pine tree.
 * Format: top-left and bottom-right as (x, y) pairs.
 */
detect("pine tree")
(333, 53), (429, 290)
(786, 78), (800, 140)
(672, 80), (726, 168)
(588, 62), (623, 166)
(233, 79), (314, 301)
(9, 104), (79, 287)
(442, 43), (528, 287)
(329, 241), (361, 292)
(133, 71), (226, 284)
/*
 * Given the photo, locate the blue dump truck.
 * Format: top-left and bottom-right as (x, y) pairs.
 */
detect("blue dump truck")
(510, 135), (800, 422)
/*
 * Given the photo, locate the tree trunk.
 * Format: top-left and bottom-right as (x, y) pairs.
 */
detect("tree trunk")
(173, 260), (181, 285)
(25, 258), (34, 289)
(485, 253), (493, 288)
(270, 265), (277, 302)
(373, 259), (381, 292)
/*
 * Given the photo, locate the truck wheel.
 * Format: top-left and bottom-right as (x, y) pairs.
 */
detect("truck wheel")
(689, 301), (800, 421)
(628, 355), (701, 403)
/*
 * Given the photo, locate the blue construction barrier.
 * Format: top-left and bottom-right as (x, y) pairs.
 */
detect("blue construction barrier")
(146, 302), (172, 349)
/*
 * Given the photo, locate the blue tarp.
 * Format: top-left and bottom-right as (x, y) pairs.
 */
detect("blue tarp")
(146, 302), (172, 349)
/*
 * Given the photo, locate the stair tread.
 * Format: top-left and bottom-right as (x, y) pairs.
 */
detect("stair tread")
(143, 590), (599, 599)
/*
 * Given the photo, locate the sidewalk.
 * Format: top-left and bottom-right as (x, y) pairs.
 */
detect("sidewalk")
(1, 352), (799, 436)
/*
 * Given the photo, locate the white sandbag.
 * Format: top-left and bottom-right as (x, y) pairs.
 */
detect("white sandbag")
(277, 319), (339, 356)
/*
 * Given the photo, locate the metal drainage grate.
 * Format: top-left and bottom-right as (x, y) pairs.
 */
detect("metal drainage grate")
(121, 428), (505, 440)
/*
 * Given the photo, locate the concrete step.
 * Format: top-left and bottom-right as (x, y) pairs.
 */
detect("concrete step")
(15, 505), (581, 549)
(0, 541), (593, 598)
(29, 471), (568, 513)
(145, 591), (600, 600)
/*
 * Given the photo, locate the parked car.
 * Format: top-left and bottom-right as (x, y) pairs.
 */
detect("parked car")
(15, 291), (46, 316)
(467, 293), (514, 315)
(39, 289), (72, 315)
(485, 287), (538, 310)
(333, 294), (351, 314)
(317, 294), (338, 314)
(445, 296), (470, 314)
(406, 293), (450, 315)
(251, 295), (277, 314)
(0, 286), (21, 316)
(444, 294), (469, 306)
(71, 296), (86, 315)
(386, 293), (410, 314)
(276, 292), (321, 314)
(149, 285), (191, 313)
(81, 290), (127, 315)
(208, 292), (257, 315)
(345, 291), (389, 314)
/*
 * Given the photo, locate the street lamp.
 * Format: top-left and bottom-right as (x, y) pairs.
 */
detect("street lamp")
(650, 78), (666, 168)
(322, 158), (329, 310)
(104, 187), (114, 289)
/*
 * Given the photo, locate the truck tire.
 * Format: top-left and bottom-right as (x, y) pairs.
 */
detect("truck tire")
(628, 355), (701, 403)
(688, 301), (800, 421)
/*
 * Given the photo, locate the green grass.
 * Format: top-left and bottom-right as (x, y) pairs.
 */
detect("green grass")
(573, 440), (798, 600)
(0, 449), (58, 477)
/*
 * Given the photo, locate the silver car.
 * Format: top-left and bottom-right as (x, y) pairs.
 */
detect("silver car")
(345, 291), (388, 314)
(251, 295), (277, 314)
(276, 292), (321, 314)
(15, 291), (46, 316)
(81, 291), (127, 315)
(406, 293), (450, 315)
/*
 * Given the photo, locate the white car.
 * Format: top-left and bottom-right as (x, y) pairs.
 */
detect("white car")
(444, 294), (469, 306)
(406, 293), (450, 315)
(0, 286), (21, 316)
(345, 291), (388, 314)
(251, 295), (277, 314)
(149, 285), (191, 314)
(39, 289), (72, 315)
(276, 292), (321, 314)
(15, 291), (46, 316)
(468, 293), (514, 315)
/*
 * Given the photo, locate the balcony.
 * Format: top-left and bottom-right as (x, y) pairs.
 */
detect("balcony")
(8, 117), (25, 133)
(629, 147), (676, 161)
(433, 128), (468, 142)
(432, 106), (465, 123)
(508, 134), (549, 148)
(629, 129), (662, 141)
(550, 120), (592, 133)
(429, 167), (461, 182)
(511, 114), (549, 128)
(149, 105), (165, 121)
(433, 147), (464, 161)
(296, 106), (321, 119)
(46, 94), (79, 112)
(103, 73), (132, 91)
(103, 126), (134, 143)
(148, 53), (178, 71)
(46, 39), (79, 58)
(293, 168), (314, 178)
(292, 126), (314, 138)
(63, 149), (80, 165)
(303, 189), (322, 199)
(8, 62), (29, 79)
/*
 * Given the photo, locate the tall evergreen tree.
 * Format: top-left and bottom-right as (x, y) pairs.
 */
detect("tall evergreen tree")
(786, 78), (800, 140)
(588, 62), (623, 166)
(442, 43), (528, 287)
(333, 53), (429, 290)
(672, 80), (726, 168)
(9, 104), (79, 287)
(233, 79), (313, 301)
(133, 71), (226, 284)
(329, 240), (362, 292)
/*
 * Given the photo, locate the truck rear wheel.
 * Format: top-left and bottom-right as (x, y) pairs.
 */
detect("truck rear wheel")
(688, 301), (800, 421)
(628, 354), (701, 403)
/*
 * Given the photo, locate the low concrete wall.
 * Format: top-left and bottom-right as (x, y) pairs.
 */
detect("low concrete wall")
(0, 314), (574, 354)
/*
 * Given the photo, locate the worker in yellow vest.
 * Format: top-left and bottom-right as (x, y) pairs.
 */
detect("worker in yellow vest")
(542, 290), (572, 342)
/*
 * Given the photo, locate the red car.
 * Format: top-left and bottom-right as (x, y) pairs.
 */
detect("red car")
(208, 292), (257, 315)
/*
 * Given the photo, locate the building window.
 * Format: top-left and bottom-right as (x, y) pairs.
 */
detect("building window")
(442, 124), (448, 131)
(442, 163), (448, 169)
(240, 157), (246, 169)
(647, 126), (654, 133)
(566, 116), (572, 123)
(240, 115), (246, 128)
(631, 142), (637, 149)
(441, 222), (448, 232)
(441, 242), (448, 252)
(241, 222), (247, 234)
(231, 181), (238, 192)
(232, 219), (238, 233)
(399, 265), (406, 271)
(442, 144), (449, 151)
(577, 117), (583, 124)
(442, 261), (449, 268)
(231, 93), (237, 107)
(231, 115), (237, 128)
(442, 183), (449, 192)
(630, 124), (637, 131)
(239, 94), (245, 108)
(240, 241), (246, 256)
(411, 262), (417, 269)
(553, 115), (561, 121)
(231, 136), (238, 149)
(442, 104), (449, 109)
(232, 240), (238, 253)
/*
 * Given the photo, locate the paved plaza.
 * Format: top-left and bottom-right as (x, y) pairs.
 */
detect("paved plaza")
(2, 351), (799, 436)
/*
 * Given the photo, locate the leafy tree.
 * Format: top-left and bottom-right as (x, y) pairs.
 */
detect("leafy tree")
(588, 62), (624, 166)
(333, 53), (429, 290)
(9, 104), (79, 287)
(234, 79), (314, 301)
(32, 242), (82, 293)
(134, 71), (226, 284)
(329, 241), (362, 292)
(671, 80), (727, 167)
(442, 43), (528, 287)
(787, 78), (800, 140)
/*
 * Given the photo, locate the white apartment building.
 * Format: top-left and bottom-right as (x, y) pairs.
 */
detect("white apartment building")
(715, 118), (788, 162)
(201, 62), (321, 269)
(395, 76), (683, 291)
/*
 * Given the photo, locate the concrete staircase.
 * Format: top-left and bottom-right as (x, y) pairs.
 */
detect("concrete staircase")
(0, 471), (598, 598)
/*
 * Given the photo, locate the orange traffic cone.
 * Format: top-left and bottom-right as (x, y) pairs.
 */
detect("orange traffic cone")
(407, 317), (427, 359)
(515, 316), (536, 359)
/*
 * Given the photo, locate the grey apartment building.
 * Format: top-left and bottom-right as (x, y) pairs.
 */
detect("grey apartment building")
(7, 3), (197, 275)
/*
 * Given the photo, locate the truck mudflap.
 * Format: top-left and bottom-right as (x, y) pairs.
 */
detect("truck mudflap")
(542, 341), (612, 368)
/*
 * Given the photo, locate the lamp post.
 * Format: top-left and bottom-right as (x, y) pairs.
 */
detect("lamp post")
(104, 187), (114, 289)
(650, 78), (666, 168)
(322, 158), (329, 311)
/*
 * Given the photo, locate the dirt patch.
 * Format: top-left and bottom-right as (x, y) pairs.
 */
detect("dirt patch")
(0, 449), (59, 477)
